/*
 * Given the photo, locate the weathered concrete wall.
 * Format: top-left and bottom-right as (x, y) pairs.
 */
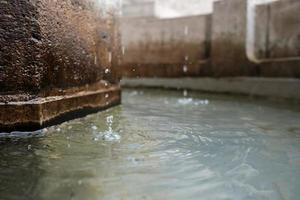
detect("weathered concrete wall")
(120, 15), (211, 77)
(254, 3), (269, 60)
(122, 1), (155, 18)
(120, 0), (300, 78)
(210, 0), (257, 77)
(0, 0), (121, 131)
(253, 0), (300, 77)
(268, 0), (300, 58)
(255, 0), (300, 59)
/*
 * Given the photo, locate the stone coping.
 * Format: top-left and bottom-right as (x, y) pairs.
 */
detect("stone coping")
(0, 85), (121, 132)
(121, 77), (300, 101)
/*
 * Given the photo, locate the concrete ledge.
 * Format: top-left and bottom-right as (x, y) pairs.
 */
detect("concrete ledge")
(0, 84), (121, 132)
(121, 77), (300, 100)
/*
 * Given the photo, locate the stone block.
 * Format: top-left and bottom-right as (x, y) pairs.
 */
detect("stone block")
(0, 0), (121, 131)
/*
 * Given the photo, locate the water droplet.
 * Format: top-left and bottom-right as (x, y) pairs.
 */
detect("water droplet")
(108, 52), (112, 63)
(107, 115), (113, 125)
(184, 25), (189, 35)
(183, 90), (188, 97)
(122, 46), (126, 55)
(105, 68), (110, 74)
(183, 65), (188, 73)
(94, 55), (97, 65)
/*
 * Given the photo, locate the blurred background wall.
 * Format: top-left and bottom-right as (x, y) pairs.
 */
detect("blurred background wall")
(119, 0), (300, 78)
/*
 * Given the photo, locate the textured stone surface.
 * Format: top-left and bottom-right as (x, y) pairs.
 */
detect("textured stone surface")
(0, 0), (120, 96)
(0, 0), (121, 131)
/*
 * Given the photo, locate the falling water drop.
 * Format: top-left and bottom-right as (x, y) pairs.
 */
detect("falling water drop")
(122, 46), (126, 55)
(183, 90), (188, 97)
(105, 68), (110, 74)
(94, 55), (97, 65)
(183, 65), (188, 73)
(108, 52), (112, 63)
(93, 115), (121, 142)
(184, 25), (189, 35)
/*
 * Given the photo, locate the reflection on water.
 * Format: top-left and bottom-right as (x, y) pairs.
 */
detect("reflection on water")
(1, 89), (300, 200)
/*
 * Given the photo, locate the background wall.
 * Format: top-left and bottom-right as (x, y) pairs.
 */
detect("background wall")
(119, 0), (300, 78)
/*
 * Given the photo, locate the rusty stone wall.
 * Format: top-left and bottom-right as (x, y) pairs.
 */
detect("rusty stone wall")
(0, 0), (120, 99)
(0, 0), (122, 131)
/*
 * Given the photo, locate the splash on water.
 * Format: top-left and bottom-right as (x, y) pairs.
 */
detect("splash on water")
(93, 115), (121, 142)
(177, 98), (193, 105)
(177, 98), (210, 106)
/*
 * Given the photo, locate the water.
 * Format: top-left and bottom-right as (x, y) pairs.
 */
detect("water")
(0, 89), (300, 200)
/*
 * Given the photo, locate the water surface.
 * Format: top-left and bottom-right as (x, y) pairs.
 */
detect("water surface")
(1, 89), (300, 200)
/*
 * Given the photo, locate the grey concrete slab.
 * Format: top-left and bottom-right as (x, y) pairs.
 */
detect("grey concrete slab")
(121, 77), (300, 100)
